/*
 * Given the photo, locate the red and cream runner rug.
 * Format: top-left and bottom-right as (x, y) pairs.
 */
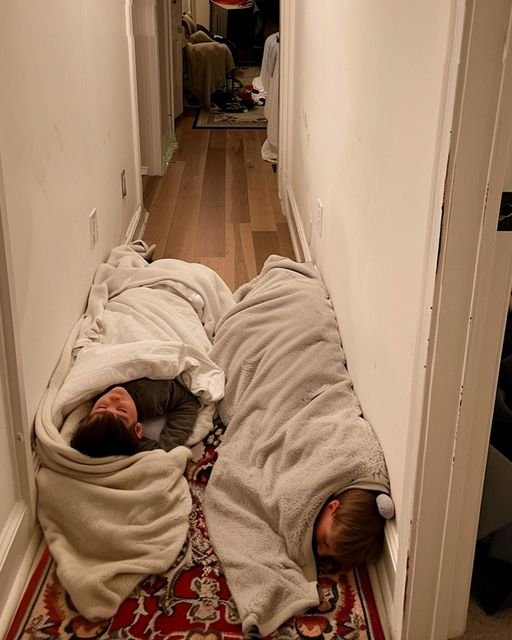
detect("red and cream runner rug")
(6, 425), (385, 640)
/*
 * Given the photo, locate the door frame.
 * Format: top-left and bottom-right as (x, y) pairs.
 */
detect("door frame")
(278, 2), (512, 638)
(130, 0), (179, 178)
(403, 2), (512, 638)
(0, 154), (40, 637)
(169, 0), (184, 122)
(130, 0), (164, 176)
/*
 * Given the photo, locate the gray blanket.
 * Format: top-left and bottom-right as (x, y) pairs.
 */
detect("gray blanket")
(203, 256), (390, 636)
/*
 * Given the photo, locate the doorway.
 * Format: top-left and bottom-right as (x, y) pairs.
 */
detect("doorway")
(402, 2), (512, 638)
(0, 157), (39, 637)
(131, 0), (178, 178)
(133, 0), (280, 181)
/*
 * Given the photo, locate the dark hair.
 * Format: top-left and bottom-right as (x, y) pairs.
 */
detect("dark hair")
(70, 412), (140, 457)
(329, 489), (385, 569)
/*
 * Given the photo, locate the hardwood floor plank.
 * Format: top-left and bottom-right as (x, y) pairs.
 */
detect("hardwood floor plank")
(262, 161), (284, 222)
(277, 221), (296, 261)
(196, 257), (232, 291)
(143, 115), (296, 287)
(223, 222), (236, 291)
(226, 132), (250, 223)
(244, 130), (276, 232)
(172, 112), (197, 162)
(237, 222), (258, 287)
(227, 223), (251, 290)
(142, 175), (160, 208)
(163, 125), (210, 261)
(209, 129), (227, 150)
(195, 142), (226, 257)
(253, 230), (281, 273)
(256, 130), (284, 222)
(143, 161), (186, 260)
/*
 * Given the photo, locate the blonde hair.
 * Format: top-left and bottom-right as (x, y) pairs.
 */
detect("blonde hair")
(329, 489), (385, 569)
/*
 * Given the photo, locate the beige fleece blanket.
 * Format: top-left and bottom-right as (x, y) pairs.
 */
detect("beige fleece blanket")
(35, 243), (235, 622)
(185, 39), (234, 107)
(203, 256), (391, 636)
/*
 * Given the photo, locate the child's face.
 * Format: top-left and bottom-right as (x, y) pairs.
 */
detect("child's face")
(90, 387), (140, 432)
(313, 499), (340, 557)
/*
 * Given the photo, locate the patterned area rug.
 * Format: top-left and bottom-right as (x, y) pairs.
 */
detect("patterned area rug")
(193, 66), (267, 130)
(6, 422), (385, 640)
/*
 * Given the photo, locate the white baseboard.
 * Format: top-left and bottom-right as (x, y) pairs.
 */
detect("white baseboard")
(368, 560), (393, 640)
(370, 520), (398, 638)
(279, 172), (311, 263)
(124, 205), (149, 244)
(0, 526), (43, 639)
(141, 166), (150, 176)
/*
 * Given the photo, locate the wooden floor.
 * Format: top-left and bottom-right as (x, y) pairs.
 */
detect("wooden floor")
(142, 109), (295, 291)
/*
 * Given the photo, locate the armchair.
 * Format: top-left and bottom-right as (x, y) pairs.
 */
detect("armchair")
(182, 12), (236, 108)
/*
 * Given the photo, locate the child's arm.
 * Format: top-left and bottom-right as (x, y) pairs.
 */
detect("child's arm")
(121, 378), (200, 451)
(158, 381), (200, 451)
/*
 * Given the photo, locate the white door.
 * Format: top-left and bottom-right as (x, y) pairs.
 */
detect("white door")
(132, 0), (164, 175)
(131, 0), (181, 176)
(0, 157), (39, 637)
(403, 2), (512, 638)
(170, 0), (184, 119)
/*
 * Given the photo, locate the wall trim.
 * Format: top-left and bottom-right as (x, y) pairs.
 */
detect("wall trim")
(0, 526), (43, 639)
(373, 520), (398, 635)
(131, 0), (164, 177)
(368, 563), (392, 640)
(125, 0), (144, 208)
(279, 173), (311, 263)
(403, 3), (512, 637)
(124, 205), (149, 244)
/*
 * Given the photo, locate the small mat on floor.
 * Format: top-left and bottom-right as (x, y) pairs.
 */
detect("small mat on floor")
(6, 422), (386, 640)
(193, 66), (267, 129)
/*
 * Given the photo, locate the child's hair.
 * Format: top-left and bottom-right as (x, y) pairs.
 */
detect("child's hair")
(330, 489), (385, 569)
(70, 412), (140, 457)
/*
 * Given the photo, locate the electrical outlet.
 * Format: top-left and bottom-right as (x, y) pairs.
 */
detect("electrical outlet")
(317, 199), (324, 235)
(121, 168), (127, 198)
(89, 208), (98, 248)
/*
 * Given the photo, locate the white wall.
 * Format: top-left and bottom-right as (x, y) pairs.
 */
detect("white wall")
(0, 1), (141, 630)
(281, 0), (459, 632)
(0, 0), (140, 425)
(190, 0), (210, 29)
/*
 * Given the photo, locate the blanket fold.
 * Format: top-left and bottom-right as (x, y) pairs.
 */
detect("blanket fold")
(35, 243), (235, 621)
(203, 255), (391, 636)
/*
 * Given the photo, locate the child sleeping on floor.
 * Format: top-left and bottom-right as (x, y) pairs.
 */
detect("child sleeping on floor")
(313, 488), (393, 569)
(70, 378), (200, 457)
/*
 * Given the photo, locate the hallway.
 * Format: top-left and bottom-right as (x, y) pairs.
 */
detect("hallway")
(142, 109), (295, 290)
